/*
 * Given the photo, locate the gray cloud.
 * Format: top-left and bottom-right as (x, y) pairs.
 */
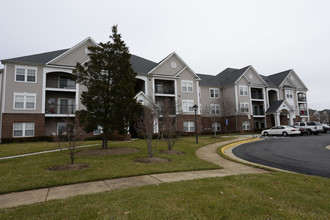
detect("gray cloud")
(1, 0), (329, 109)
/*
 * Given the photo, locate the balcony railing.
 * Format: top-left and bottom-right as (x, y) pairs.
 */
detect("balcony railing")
(299, 110), (308, 116)
(46, 104), (76, 114)
(251, 93), (264, 99)
(253, 109), (265, 116)
(155, 86), (175, 94)
(298, 97), (307, 102)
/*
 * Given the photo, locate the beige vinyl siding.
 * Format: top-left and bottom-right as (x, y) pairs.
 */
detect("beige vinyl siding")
(222, 86), (236, 116)
(51, 40), (94, 67)
(4, 64), (43, 113)
(151, 55), (185, 76)
(177, 69), (199, 114)
(243, 68), (266, 86)
(236, 78), (250, 104)
(200, 86), (222, 115)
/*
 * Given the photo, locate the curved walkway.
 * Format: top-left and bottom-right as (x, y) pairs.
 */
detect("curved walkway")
(0, 136), (268, 209)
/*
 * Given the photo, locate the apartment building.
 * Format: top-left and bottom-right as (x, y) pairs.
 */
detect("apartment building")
(198, 66), (309, 132)
(0, 37), (309, 140)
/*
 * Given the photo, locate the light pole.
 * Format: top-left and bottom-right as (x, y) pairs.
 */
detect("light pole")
(193, 104), (198, 144)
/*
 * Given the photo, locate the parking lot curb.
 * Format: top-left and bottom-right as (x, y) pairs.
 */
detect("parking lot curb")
(221, 137), (261, 155)
(221, 138), (297, 174)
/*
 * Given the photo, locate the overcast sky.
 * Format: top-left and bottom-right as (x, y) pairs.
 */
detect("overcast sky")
(1, 0), (329, 110)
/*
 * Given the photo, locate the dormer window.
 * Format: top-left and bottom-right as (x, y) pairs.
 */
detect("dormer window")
(15, 66), (37, 83)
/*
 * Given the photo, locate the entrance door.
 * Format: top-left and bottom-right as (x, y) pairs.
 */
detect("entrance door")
(271, 114), (275, 127)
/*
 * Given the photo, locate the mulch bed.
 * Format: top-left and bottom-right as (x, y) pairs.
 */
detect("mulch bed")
(159, 150), (185, 155)
(76, 147), (139, 156)
(134, 157), (171, 164)
(48, 163), (91, 171)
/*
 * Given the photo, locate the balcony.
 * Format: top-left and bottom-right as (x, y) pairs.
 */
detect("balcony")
(251, 88), (264, 100)
(253, 103), (265, 116)
(46, 72), (76, 91)
(253, 109), (265, 116)
(297, 92), (306, 102)
(155, 97), (176, 115)
(45, 104), (76, 115)
(299, 110), (308, 116)
(155, 80), (175, 95)
(251, 93), (264, 99)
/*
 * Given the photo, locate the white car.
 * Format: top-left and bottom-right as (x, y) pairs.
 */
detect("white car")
(261, 125), (301, 137)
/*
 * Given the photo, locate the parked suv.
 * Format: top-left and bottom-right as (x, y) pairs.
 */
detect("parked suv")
(293, 121), (323, 135)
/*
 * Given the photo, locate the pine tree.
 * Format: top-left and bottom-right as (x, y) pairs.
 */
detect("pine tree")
(74, 25), (138, 149)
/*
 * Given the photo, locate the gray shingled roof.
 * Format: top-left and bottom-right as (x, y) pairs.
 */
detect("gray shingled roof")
(217, 66), (250, 87)
(1, 49), (70, 65)
(260, 75), (277, 87)
(1, 49), (158, 75)
(266, 100), (285, 113)
(130, 55), (158, 75)
(197, 73), (221, 87)
(267, 70), (291, 87)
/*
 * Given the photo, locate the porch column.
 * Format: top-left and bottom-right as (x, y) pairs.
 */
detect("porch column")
(289, 112), (294, 125)
(153, 117), (159, 133)
(274, 112), (280, 126)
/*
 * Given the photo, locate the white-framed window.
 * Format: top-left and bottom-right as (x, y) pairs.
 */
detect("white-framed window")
(181, 80), (193, 92)
(212, 122), (221, 131)
(57, 122), (67, 135)
(93, 126), (103, 135)
(182, 100), (194, 112)
(239, 86), (248, 96)
(285, 90), (293, 99)
(183, 121), (195, 132)
(13, 122), (34, 137)
(210, 88), (219, 98)
(242, 121), (251, 130)
(240, 102), (249, 113)
(210, 104), (220, 114)
(14, 93), (36, 110)
(15, 66), (37, 83)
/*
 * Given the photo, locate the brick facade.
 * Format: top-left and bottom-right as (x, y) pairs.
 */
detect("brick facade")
(176, 114), (202, 134)
(2, 113), (45, 138)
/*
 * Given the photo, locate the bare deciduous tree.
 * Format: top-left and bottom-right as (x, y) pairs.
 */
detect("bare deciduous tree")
(220, 97), (235, 132)
(202, 98), (222, 136)
(159, 98), (180, 151)
(57, 115), (86, 165)
(136, 103), (160, 158)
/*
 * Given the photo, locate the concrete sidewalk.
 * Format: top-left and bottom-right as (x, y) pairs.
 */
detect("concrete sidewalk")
(0, 136), (268, 209)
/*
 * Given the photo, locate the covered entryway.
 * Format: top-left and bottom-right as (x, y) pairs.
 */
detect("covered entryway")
(266, 100), (294, 126)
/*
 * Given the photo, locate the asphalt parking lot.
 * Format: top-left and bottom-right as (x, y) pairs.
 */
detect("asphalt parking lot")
(233, 133), (330, 178)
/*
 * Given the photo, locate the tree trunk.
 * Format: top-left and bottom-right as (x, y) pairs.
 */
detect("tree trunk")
(147, 138), (152, 158)
(70, 151), (74, 165)
(102, 131), (108, 149)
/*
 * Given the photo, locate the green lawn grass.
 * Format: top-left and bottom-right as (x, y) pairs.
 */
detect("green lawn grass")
(1, 172), (329, 219)
(0, 136), (235, 194)
(0, 140), (102, 158)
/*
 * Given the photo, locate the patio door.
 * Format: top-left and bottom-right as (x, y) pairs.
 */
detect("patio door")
(58, 98), (75, 114)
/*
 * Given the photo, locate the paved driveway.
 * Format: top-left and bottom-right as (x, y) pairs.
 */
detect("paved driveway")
(233, 134), (330, 178)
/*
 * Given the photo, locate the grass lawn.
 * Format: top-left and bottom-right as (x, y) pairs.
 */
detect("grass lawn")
(1, 172), (329, 219)
(0, 140), (102, 158)
(0, 136), (235, 194)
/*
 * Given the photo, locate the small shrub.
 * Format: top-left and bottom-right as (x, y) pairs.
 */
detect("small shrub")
(1, 136), (54, 144)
